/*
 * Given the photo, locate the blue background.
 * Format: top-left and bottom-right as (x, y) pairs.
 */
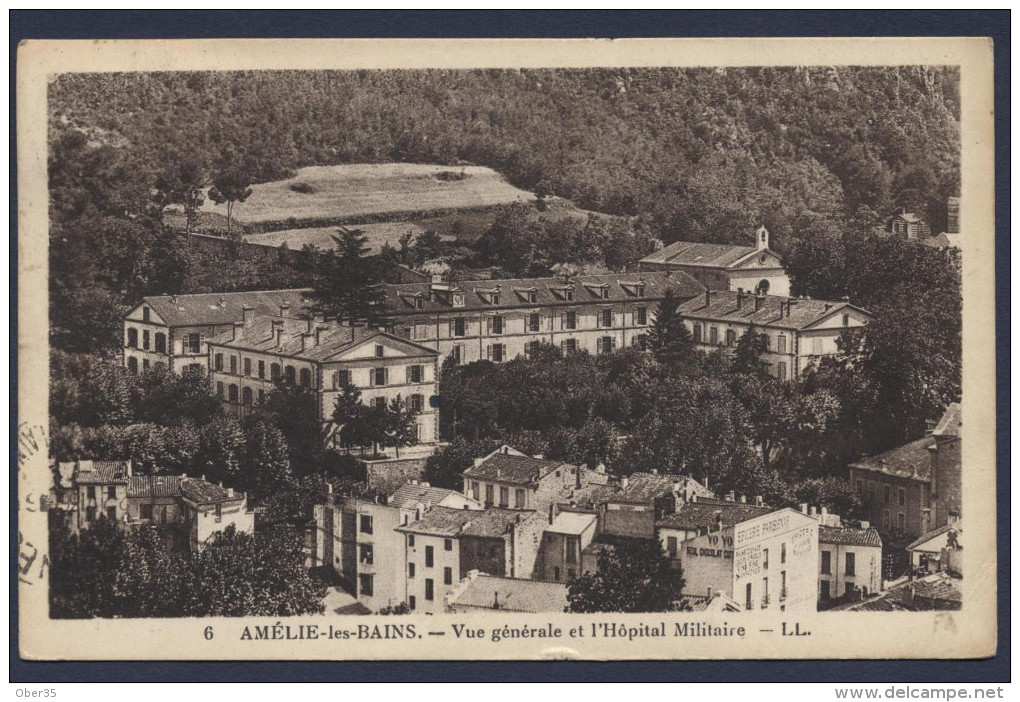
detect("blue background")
(9, 10), (1010, 683)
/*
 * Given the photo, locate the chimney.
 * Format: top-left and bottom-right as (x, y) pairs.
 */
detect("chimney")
(860, 520), (870, 529)
(300, 333), (312, 352)
(821, 506), (828, 517)
(703, 476), (709, 490)
(280, 302), (291, 316)
(704, 289), (712, 308)
(726, 491), (735, 502)
(786, 298), (797, 318)
(809, 505), (817, 516)
(232, 321), (244, 341)
(502, 446), (510, 455)
(227, 487), (234, 497)
(314, 326), (326, 346)
(706, 587), (714, 599)
(739, 494), (747, 504)
(714, 510), (723, 530)
(620, 476), (629, 490)
(799, 502), (808, 514)
(691, 494), (698, 503)
(754, 495), (763, 506)
(496, 468), (502, 479)
(736, 289), (744, 310)
(181, 473), (187, 479)
(276, 328), (284, 348)
(548, 504), (556, 525)
(493, 591), (500, 610)
(125, 460), (132, 477)
(242, 306), (255, 324)
(474, 457), (484, 468)
(218, 296), (227, 309)
(824, 303), (833, 312)
(754, 293), (765, 312)
(171, 295), (179, 307)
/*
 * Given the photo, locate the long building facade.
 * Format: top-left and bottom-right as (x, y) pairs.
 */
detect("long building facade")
(205, 315), (441, 448)
(677, 289), (872, 380)
(379, 270), (704, 365)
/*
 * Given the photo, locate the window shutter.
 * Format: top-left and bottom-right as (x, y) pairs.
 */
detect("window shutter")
(405, 365), (411, 384)
(611, 337), (617, 350)
(383, 368), (389, 385)
(485, 344), (492, 359)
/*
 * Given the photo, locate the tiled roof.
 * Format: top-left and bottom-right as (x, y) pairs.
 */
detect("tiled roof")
(73, 461), (130, 484)
(397, 506), (530, 538)
(139, 289), (311, 327)
(180, 478), (244, 505)
(382, 270), (703, 315)
(389, 483), (460, 509)
(640, 240), (758, 268)
(464, 453), (569, 486)
(932, 403), (961, 439)
(677, 290), (870, 331)
(461, 508), (535, 538)
(819, 525), (883, 548)
(207, 315), (438, 362)
(449, 575), (569, 613)
(610, 473), (696, 505)
(830, 573), (961, 612)
(547, 511), (597, 536)
(850, 437), (934, 482)
(128, 475), (183, 498)
(895, 213), (923, 223)
(679, 594), (742, 612)
(657, 502), (772, 530)
(582, 542), (617, 557)
(907, 523), (960, 551)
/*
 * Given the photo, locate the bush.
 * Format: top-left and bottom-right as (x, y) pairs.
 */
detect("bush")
(289, 181), (316, 194)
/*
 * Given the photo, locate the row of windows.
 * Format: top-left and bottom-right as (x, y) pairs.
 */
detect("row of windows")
(413, 308), (648, 340)
(820, 550), (856, 576)
(470, 482), (527, 508)
(126, 328), (202, 355)
(473, 335), (644, 365)
(746, 571), (788, 609)
(692, 324), (792, 354)
(820, 580), (861, 600)
(126, 328), (168, 353)
(126, 357), (166, 374)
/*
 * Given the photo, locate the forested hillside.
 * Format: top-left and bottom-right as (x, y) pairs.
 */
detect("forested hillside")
(51, 66), (959, 238)
(48, 68), (962, 440)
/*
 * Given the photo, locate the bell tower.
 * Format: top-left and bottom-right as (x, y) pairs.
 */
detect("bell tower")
(756, 225), (769, 251)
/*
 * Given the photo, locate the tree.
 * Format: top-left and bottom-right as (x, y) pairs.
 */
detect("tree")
(48, 511), (124, 618)
(187, 526), (326, 617)
(332, 382), (369, 452)
(647, 288), (694, 364)
(207, 168), (254, 236)
(154, 155), (206, 233)
(383, 395), (419, 458)
(566, 537), (688, 613)
(423, 437), (499, 490)
(239, 418), (296, 502)
(731, 323), (766, 375)
(259, 379), (324, 469)
(303, 228), (389, 326)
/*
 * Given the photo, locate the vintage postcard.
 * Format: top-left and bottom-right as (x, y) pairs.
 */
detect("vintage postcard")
(16, 37), (996, 661)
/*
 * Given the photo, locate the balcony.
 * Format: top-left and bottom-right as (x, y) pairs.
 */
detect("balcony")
(761, 594), (771, 607)
(780, 588), (788, 602)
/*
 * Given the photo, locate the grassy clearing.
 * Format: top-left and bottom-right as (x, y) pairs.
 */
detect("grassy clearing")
(244, 222), (455, 255)
(200, 163), (533, 225)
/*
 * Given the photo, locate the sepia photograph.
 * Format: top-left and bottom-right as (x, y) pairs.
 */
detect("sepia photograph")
(15, 35), (997, 664)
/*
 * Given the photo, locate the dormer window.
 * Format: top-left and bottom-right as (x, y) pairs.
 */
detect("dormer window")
(414, 297), (425, 310)
(491, 293), (500, 305)
(528, 291), (538, 303)
(564, 288), (574, 301)
(452, 293), (465, 308)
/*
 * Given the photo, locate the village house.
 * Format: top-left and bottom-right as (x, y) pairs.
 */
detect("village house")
(817, 523), (883, 605)
(639, 226), (791, 297)
(598, 472), (714, 540)
(656, 495), (771, 560)
(122, 289), (309, 375)
(536, 509), (598, 584)
(205, 315), (441, 450)
(676, 289), (872, 380)
(445, 570), (570, 614)
(395, 506), (546, 614)
(848, 403), (961, 540)
(310, 481), (483, 612)
(668, 505), (820, 613)
(883, 211), (932, 242)
(381, 269), (704, 365)
(462, 445), (602, 512)
(51, 460), (253, 550)
(907, 514), (963, 576)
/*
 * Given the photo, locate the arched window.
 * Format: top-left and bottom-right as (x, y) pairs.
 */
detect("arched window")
(271, 363), (281, 381)
(155, 332), (167, 353)
(285, 366), (296, 383)
(228, 384), (239, 403)
(127, 328), (138, 348)
(756, 279), (770, 295)
(299, 368), (312, 387)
